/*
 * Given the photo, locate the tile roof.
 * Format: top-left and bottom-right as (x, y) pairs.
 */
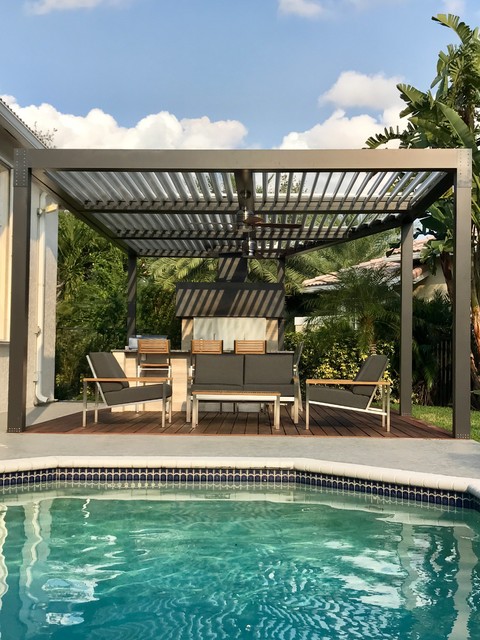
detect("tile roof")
(303, 237), (433, 290)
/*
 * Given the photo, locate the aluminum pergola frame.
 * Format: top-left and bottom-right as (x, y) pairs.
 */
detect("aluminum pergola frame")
(7, 148), (472, 437)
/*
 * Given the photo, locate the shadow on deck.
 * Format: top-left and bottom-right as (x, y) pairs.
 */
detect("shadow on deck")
(26, 405), (452, 438)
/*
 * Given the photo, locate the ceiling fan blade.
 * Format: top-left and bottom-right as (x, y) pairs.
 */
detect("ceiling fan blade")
(244, 214), (301, 229)
(253, 222), (302, 229)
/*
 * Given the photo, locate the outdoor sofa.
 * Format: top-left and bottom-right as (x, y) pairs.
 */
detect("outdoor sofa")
(186, 353), (301, 426)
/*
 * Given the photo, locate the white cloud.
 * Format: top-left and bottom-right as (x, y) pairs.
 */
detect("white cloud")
(280, 71), (405, 148)
(320, 70), (404, 111)
(441, 0), (465, 13)
(277, 0), (404, 18)
(25, 0), (127, 15)
(278, 0), (325, 18)
(280, 110), (387, 148)
(1, 96), (248, 149)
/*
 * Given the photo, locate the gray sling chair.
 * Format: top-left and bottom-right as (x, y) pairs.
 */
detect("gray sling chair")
(305, 354), (391, 431)
(83, 352), (173, 428)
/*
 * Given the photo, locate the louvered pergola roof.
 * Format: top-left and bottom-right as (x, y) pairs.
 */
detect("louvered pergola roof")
(9, 146), (473, 436)
(26, 148), (461, 260)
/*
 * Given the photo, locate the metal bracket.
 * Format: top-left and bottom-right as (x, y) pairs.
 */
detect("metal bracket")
(14, 149), (29, 188)
(456, 148), (472, 189)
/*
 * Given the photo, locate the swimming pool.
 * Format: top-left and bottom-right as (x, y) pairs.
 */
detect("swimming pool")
(0, 482), (479, 640)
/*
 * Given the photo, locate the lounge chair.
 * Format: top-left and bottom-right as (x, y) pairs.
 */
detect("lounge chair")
(305, 354), (390, 431)
(83, 352), (172, 428)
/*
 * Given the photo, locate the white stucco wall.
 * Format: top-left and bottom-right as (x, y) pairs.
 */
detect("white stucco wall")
(413, 268), (448, 300)
(0, 119), (58, 418)
(25, 187), (58, 409)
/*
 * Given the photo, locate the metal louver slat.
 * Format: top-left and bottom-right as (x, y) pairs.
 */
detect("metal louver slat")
(55, 171), (92, 203)
(130, 172), (158, 201)
(346, 172), (374, 211)
(359, 171), (388, 208)
(155, 172), (179, 202)
(222, 172), (235, 203)
(409, 171), (446, 207)
(396, 171), (429, 206)
(373, 172), (400, 207)
(168, 172), (190, 202)
(108, 171), (142, 202)
(94, 172), (129, 202)
(385, 171), (414, 206)
(143, 173), (169, 202)
(196, 172), (213, 203)
(182, 172), (203, 203)
(80, 172), (112, 203)
(317, 173), (333, 209)
(209, 172), (224, 202)
(338, 172), (360, 209)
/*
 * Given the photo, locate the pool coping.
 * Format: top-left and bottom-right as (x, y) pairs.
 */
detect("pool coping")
(1, 455), (480, 509)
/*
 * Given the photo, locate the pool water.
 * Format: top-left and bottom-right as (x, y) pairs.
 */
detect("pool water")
(0, 484), (479, 639)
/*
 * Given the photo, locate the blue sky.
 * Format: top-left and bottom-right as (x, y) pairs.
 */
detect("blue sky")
(1, 0), (479, 149)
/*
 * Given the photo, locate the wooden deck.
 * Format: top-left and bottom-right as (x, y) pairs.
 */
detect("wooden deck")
(26, 405), (452, 438)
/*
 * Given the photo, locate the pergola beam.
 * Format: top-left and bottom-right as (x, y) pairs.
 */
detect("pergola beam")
(25, 148), (464, 172)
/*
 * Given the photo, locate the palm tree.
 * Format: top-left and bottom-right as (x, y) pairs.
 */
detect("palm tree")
(307, 266), (399, 355)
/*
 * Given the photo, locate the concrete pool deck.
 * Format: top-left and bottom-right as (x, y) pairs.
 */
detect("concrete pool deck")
(1, 402), (480, 498)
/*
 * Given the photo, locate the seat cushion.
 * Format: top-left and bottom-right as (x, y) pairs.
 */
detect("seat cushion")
(244, 354), (294, 385)
(194, 355), (244, 386)
(191, 383), (244, 392)
(89, 352), (129, 392)
(308, 386), (369, 410)
(104, 383), (172, 406)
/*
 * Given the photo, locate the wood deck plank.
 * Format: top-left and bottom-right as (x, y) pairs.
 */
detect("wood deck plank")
(24, 406), (452, 439)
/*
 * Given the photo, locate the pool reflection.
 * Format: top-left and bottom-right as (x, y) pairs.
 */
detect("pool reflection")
(0, 485), (478, 640)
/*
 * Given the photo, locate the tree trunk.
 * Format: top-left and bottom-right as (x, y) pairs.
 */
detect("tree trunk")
(439, 251), (454, 301)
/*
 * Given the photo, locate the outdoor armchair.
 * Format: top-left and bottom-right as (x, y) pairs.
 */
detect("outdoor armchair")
(84, 352), (172, 428)
(305, 354), (390, 431)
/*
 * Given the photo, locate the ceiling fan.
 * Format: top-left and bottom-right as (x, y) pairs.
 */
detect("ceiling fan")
(241, 210), (302, 230)
(236, 186), (301, 230)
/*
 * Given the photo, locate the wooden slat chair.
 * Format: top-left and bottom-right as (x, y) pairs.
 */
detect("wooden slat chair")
(234, 340), (266, 354)
(84, 352), (172, 428)
(137, 338), (171, 378)
(305, 354), (390, 431)
(190, 339), (223, 372)
(191, 339), (223, 354)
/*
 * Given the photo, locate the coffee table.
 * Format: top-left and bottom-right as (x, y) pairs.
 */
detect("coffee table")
(191, 390), (281, 429)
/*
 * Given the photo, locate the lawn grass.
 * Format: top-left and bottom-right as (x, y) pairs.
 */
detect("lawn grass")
(393, 404), (480, 442)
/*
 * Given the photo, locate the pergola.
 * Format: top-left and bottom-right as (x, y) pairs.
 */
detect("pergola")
(8, 148), (472, 436)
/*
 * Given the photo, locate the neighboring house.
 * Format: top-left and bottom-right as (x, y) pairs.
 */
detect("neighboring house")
(296, 238), (447, 331)
(0, 98), (58, 421)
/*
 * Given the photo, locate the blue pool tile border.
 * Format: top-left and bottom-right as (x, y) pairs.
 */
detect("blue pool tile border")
(1, 466), (479, 512)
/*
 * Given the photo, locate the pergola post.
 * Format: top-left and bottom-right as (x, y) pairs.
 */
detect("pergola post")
(452, 150), (472, 438)
(7, 150), (32, 432)
(277, 258), (286, 349)
(400, 222), (413, 415)
(127, 252), (137, 342)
